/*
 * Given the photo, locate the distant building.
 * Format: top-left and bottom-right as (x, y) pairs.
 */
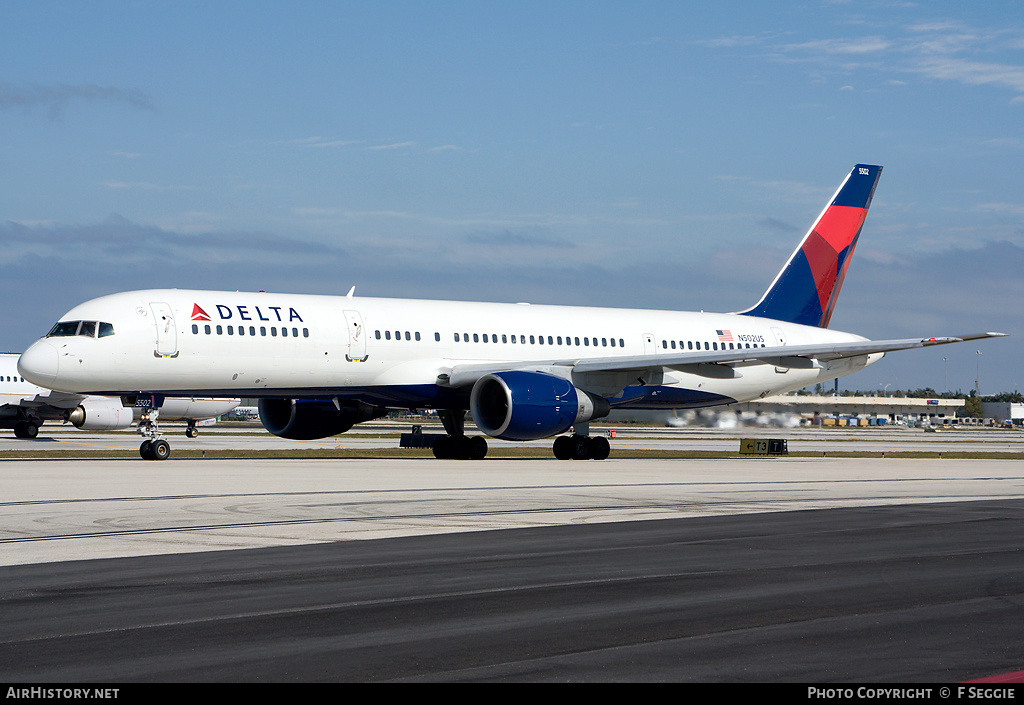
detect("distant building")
(733, 393), (962, 426)
(981, 402), (1024, 425)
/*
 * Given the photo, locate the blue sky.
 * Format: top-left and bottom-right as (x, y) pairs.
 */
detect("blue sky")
(2, 1), (1022, 394)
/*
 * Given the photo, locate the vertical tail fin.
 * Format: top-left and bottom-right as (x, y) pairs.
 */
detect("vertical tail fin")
(739, 164), (882, 328)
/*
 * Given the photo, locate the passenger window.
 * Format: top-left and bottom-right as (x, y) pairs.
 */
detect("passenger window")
(192, 324), (199, 334)
(281, 327), (288, 337)
(250, 326), (257, 336)
(216, 325), (223, 335)
(260, 327), (267, 336)
(303, 328), (309, 337)
(238, 326), (245, 336)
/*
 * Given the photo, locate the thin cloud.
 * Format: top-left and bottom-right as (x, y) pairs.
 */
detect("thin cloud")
(365, 141), (417, 151)
(911, 57), (1024, 93)
(701, 21), (1024, 99)
(781, 36), (892, 55)
(101, 181), (197, 192)
(461, 228), (576, 249)
(0, 83), (155, 116)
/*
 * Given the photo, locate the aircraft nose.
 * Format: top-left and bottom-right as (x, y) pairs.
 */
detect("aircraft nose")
(18, 341), (59, 387)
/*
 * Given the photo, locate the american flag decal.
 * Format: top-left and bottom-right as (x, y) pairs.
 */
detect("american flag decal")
(717, 329), (733, 342)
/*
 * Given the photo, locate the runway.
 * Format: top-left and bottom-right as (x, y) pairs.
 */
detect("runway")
(5, 420), (1024, 455)
(2, 425), (1023, 681)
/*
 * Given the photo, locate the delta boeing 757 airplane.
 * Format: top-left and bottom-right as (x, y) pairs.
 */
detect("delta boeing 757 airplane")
(18, 165), (1006, 460)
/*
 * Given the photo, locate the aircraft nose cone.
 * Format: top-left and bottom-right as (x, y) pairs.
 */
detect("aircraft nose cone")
(18, 341), (58, 387)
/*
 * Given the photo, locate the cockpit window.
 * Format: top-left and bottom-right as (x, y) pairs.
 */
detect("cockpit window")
(47, 320), (115, 338)
(48, 321), (82, 337)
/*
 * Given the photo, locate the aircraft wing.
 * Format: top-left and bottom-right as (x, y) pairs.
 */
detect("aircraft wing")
(442, 332), (1008, 388)
(2, 390), (85, 411)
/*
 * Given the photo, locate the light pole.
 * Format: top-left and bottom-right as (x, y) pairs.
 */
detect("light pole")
(975, 350), (982, 396)
(943, 357), (948, 393)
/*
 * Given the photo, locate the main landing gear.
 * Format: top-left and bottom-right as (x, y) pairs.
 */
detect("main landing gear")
(14, 420), (40, 439)
(432, 434), (488, 460)
(431, 409), (488, 460)
(428, 411), (610, 460)
(552, 434), (610, 461)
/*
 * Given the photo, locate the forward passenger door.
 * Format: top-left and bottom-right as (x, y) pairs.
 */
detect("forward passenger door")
(344, 310), (367, 362)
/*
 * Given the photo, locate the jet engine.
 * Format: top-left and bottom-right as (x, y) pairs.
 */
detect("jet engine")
(258, 398), (387, 440)
(68, 398), (134, 430)
(470, 370), (610, 441)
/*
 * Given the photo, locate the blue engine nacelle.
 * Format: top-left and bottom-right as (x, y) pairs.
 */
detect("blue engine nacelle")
(470, 370), (610, 441)
(258, 398), (386, 440)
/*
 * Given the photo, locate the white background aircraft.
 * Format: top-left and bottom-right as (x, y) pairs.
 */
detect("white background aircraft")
(0, 353), (238, 440)
(17, 165), (1005, 460)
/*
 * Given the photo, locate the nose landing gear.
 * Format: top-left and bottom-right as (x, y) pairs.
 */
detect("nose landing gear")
(140, 438), (171, 460)
(137, 408), (170, 460)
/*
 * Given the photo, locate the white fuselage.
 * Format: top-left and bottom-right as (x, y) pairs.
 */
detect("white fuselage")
(18, 289), (877, 411)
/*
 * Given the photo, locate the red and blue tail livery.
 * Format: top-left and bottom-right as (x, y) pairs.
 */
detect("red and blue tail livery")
(740, 164), (882, 328)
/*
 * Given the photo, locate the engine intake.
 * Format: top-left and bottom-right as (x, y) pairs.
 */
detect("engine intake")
(470, 370), (610, 441)
(258, 398), (386, 440)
